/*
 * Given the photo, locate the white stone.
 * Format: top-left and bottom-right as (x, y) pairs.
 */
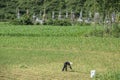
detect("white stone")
(90, 70), (96, 78)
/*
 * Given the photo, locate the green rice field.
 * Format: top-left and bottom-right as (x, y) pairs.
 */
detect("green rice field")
(0, 23), (120, 80)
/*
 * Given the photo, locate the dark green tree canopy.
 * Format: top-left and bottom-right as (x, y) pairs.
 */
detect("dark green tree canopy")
(0, 0), (119, 20)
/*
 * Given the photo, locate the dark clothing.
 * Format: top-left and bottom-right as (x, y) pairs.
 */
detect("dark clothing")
(62, 61), (72, 71)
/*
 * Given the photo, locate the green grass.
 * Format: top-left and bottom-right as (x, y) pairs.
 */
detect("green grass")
(0, 22), (96, 37)
(0, 23), (120, 80)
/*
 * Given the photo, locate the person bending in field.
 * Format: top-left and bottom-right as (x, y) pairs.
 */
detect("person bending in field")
(62, 61), (73, 71)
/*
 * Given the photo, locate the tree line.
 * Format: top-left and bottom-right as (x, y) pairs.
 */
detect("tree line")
(0, 0), (120, 21)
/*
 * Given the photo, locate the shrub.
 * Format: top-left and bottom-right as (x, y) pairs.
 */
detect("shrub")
(44, 19), (54, 25)
(11, 19), (23, 25)
(11, 14), (33, 25)
(75, 21), (91, 26)
(112, 23), (120, 37)
(44, 19), (72, 26)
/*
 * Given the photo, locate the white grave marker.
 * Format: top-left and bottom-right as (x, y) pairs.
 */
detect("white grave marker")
(90, 70), (96, 78)
(17, 9), (20, 19)
(58, 11), (62, 20)
(52, 11), (55, 19)
(79, 10), (82, 19)
(66, 11), (68, 18)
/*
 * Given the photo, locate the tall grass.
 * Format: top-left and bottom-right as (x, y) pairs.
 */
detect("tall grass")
(0, 22), (95, 37)
(95, 70), (120, 80)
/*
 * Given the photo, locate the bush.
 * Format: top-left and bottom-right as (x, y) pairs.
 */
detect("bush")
(11, 19), (23, 25)
(44, 19), (54, 25)
(112, 23), (120, 37)
(44, 19), (72, 26)
(11, 14), (33, 25)
(75, 21), (91, 26)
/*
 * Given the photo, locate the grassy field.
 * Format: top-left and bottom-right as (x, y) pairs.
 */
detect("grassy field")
(0, 23), (120, 80)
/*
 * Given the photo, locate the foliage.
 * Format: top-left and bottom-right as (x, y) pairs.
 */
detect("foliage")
(0, 0), (119, 20)
(112, 23), (120, 37)
(75, 21), (91, 26)
(44, 19), (72, 26)
(11, 14), (33, 25)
